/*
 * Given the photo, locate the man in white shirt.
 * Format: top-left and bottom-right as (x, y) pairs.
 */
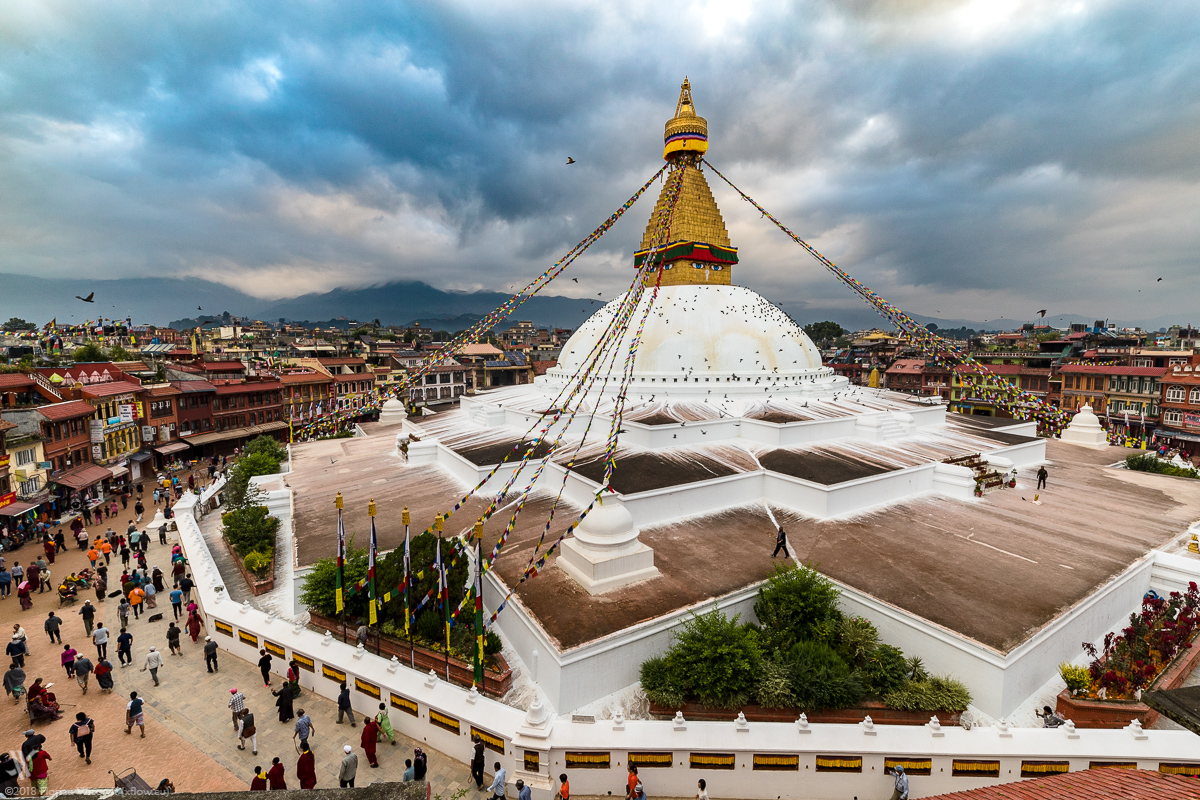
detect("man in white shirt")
(487, 762), (507, 799)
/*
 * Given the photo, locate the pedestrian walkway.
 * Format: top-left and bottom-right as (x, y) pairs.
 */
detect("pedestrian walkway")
(0, 527), (473, 795)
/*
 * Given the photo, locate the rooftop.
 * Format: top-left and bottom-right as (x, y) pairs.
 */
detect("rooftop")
(927, 768), (1200, 799)
(1059, 364), (1169, 376)
(79, 380), (143, 399)
(36, 400), (96, 421)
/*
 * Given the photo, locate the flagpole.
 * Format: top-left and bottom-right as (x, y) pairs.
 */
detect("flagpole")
(436, 513), (449, 681)
(335, 491), (347, 643)
(368, 498), (380, 655)
(473, 521), (484, 689)
(403, 505), (413, 668)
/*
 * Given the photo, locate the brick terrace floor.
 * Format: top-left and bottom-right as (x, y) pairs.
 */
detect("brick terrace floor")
(0, 527), (474, 795)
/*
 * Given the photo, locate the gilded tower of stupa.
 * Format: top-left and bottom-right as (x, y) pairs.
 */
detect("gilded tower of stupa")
(634, 78), (738, 286)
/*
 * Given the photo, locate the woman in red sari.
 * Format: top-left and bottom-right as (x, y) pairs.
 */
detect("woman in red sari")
(186, 610), (203, 643)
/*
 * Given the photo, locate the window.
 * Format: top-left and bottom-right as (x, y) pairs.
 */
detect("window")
(15, 448), (34, 466)
(18, 476), (39, 496)
(1164, 409), (1183, 425)
(1191, 388), (1200, 405)
(1167, 386), (1186, 402)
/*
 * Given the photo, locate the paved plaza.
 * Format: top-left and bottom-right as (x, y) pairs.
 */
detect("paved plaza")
(0, 527), (475, 796)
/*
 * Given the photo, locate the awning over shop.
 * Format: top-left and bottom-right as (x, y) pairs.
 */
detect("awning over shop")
(182, 420), (288, 447)
(0, 501), (39, 517)
(154, 442), (191, 456)
(107, 465), (129, 479)
(130, 451), (153, 463)
(51, 464), (114, 490)
(1154, 428), (1200, 444)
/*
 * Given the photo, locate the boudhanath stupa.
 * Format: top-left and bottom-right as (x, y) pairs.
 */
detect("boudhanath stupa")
(288, 81), (1200, 718)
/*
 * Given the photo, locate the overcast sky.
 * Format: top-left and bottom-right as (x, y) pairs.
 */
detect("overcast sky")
(2, 0), (1198, 325)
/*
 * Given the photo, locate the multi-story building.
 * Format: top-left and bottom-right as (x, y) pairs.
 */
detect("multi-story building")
(144, 384), (188, 469)
(280, 370), (335, 423)
(1059, 364), (1166, 445)
(951, 364), (1051, 417)
(408, 365), (468, 405)
(37, 400), (111, 517)
(884, 359), (953, 401)
(0, 419), (14, 512)
(173, 380), (217, 440)
(1158, 358), (1200, 458)
(80, 381), (146, 469)
(333, 373), (377, 416)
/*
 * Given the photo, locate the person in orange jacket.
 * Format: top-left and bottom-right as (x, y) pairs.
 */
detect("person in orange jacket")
(128, 586), (145, 619)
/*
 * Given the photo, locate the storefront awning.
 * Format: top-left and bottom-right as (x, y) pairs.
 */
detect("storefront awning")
(183, 420), (288, 447)
(130, 451), (154, 462)
(1154, 428), (1200, 444)
(154, 442), (191, 456)
(51, 464), (114, 490)
(107, 465), (129, 479)
(0, 501), (39, 517)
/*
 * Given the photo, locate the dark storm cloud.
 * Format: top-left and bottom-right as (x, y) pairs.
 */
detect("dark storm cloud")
(1, 0), (1198, 324)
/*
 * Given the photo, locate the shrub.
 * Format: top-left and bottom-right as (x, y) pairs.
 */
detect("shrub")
(753, 660), (797, 709)
(299, 544), (370, 618)
(1125, 453), (1198, 479)
(754, 563), (843, 657)
(836, 616), (879, 667)
(243, 550), (273, 579)
(663, 606), (762, 708)
(640, 656), (685, 708)
(415, 609), (446, 646)
(484, 630), (503, 656)
(784, 639), (864, 710)
(244, 435), (287, 464)
(883, 675), (972, 712)
(905, 655), (928, 682)
(221, 505), (279, 559)
(863, 644), (909, 698)
(1059, 662), (1090, 695)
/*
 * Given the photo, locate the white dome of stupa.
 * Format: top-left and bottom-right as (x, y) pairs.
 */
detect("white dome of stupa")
(539, 284), (840, 399)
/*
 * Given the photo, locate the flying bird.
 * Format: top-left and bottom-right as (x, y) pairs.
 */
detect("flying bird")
(76, 292), (95, 303)
(1037, 310), (1047, 318)
(571, 278), (578, 283)
(1158, 277), (1163, 282)
(566, 157), (576, 164)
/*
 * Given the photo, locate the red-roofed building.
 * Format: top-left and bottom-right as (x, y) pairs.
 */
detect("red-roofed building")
(1158, 355), (1200, 458)
(36, 400), (98, 483)
(951, 363), (1051, 417)
(927, 767), (1200, 799)
(203, 379), (286, 453)
(885, 359), (953, 401)
(333, 373), (376, 418)
(79, 380), (146, 469)
(173, 380), (216, 440)
(280, 370), (334, 423)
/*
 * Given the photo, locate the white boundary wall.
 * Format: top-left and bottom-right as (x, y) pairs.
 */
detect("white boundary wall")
(177, 487), (1200, 800)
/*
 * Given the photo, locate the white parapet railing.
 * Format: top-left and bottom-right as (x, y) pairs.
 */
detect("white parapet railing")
(173, 491), (1200, 800)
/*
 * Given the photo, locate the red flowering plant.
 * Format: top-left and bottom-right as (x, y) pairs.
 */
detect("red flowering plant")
(1079, 583), (1200, 700)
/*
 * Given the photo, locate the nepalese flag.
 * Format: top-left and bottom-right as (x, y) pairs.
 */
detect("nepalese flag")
(368, 516), (378, 626)
(335, 511), (346, 614)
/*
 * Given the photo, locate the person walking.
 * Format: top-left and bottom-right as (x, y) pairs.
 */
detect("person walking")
(376, 703), (396, 746)
(186, 611), (203, 644)
(625, 765), (641, 800)
(257, 649), (272, 687)
(890, 763), (909, 800)
(79, 600), (96, 636)
(228, 687), (247, 731)
(44, 613), (62, 644)
(267, 757), (287, 790)
(86, 547), (99, 570)
(293, 709), (314, 751)
(0, 753), (20, 796)
(128, 585), (145, 619)
(134, 499), (144, 523)
(117, 630), (133, 666)
(273, 682), (295, 722)
(1036, 466), (1048, 491)
(100, 539), (112, 565)
(93, 574), (107, 603)
(488, 761), (507, 800)
(204, 637), (219, 673)
(125, 691), (146, 737)
(413, 748), (427, 781)
(361, 716), (381, 768)
(0, 566), (10, 599)
(336, 683), (355, 726)
(69, 711), (95, 764)
(555, 773), (570, 800)
(296, 742), (317, 789)
(515, 779), (531, 800)
(29, 745), (51, 796)
(179, 574), (195, 604)
(169, 587), (183, 620)
(339, 745), (358, 788)
(117, 598), (131, 632)
(695, 778), (708, 800)
(166, 623), (182, 656)
(772, 526), (790, 559)
(3, 662), (25, 705)
(471, 734), (486, 789)
(91, 622), (108, 660)
(144, 582), (157, 609)
(5, 636), (26, 669)
(95, 658), (114, 693)
(74, 653), (93, 694)
(61, 645), (77, 678)
(250, 767), (268, 791)
(237, 707), (257, 755)
(142, 646), (163, 686)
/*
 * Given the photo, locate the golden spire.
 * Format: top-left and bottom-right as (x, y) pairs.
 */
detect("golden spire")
(636, 79), (736, 287)
(663, 77), (709, 161)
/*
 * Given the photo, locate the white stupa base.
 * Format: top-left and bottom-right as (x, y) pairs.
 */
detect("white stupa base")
(557, 537), (660, 595)
(1060, 428), (1108, 448)
(379, 398), (407, 426)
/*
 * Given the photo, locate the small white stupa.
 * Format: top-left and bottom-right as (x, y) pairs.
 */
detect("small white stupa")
(558, 492), (659, 594)
(379, 397), (407, 426)
(1060, 404), (1109, 448)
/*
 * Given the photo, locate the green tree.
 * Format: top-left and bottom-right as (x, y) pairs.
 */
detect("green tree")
(3, 317), (36, 330)
(753, 563), (843, 657)
(223, 452), (281, 509)
(107, 345), (134, 361)
(243, 435), (287, 464)
(221, 505), (280, 558)
(72, 343), (107, 362)
(803, 321), (846, 345)
(662, 606), (762, 708)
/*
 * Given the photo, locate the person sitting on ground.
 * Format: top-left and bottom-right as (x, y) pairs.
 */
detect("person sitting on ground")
(57, 583), (77, 601)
